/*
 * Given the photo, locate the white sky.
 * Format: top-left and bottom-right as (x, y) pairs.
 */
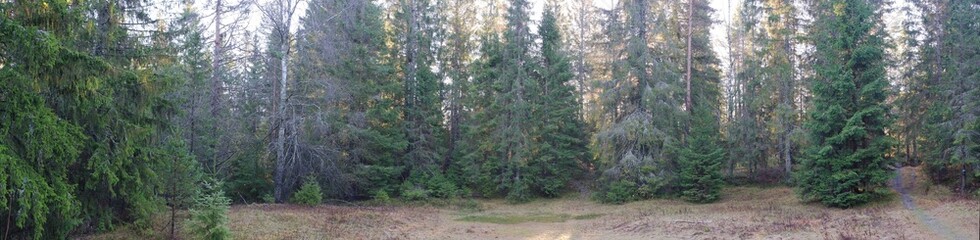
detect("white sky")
(228, 0), (731, 36)
(172, 0), (906, 78)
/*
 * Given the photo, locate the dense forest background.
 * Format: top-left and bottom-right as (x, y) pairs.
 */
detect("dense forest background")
(1, 0), (977, 238)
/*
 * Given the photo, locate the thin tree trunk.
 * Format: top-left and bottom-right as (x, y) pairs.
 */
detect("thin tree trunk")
(275, 44), (288, 202)
(170, 154), (178, 239)
(212, 0), (224, 117)
(685, 0), (693, 114)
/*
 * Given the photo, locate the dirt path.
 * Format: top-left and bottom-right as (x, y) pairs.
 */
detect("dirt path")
(891, 167), (969, 240)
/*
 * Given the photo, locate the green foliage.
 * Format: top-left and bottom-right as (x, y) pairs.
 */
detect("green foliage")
(394, 173), (462, 201)
(159, 135), (203, 219)
(1, 11), (177, 237)
(504, 179), (531, 203)
(678, 108), (726, 203)
(526, 7), (588, 199)
(373, 190), (392, 203)
(459, 31), (504, 198)
(187, 181), (232, 240)
(296, 0), (408, 199)
(0, 68), (85, 239)
(394, 0), (448, 177)
(592, 0), (687, 203)
(400, 181), (432, 201)
(488, 0), (537, 202)
(291, 176), (323, 206)
(225, 154), (272, 204)
(598, 180), (641, 204)
(354, 165), (404, 199)
(913, 0), (980, 191)
(262, 194), (276, 204)
(425, 174), (460, 198)
(796, 0), (895, 208)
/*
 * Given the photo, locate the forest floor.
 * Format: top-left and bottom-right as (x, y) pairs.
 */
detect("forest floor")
(84, 167), (978, 240)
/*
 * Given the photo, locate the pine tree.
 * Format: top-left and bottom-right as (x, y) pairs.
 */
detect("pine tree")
(796, 0), (895, 208)
(528, 7), (588, 197)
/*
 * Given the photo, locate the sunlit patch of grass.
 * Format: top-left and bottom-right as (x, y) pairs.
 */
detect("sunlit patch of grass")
(572, 213), (604, 220)
(457, 213), (603, 224)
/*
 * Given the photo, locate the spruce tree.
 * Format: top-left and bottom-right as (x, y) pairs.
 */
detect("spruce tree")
(171, 2), (217, 176)
(464, 27), (506, 197)
(726, 0), (770, 177)
(679, 107), (725, 203)
(2, 1), (179, 236)
(392, 0), (449, 190)
(159, 134), (202, 238)
(529, 7), (588, 197)
(918, 0), (980, 188)
(439, 0), (477, 186)
(796, 0), (895, 208)
(295, 0), (407, 198)
(593, 0), (686, 203)
(495, 0), (537, 202)
(678, 0), (725, 203)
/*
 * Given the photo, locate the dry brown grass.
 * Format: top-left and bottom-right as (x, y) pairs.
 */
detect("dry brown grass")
(80, 185), (979, 240)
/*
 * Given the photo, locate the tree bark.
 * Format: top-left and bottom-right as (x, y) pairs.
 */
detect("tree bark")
(275, 45), (288, 202)
(685, 0), (694, 114)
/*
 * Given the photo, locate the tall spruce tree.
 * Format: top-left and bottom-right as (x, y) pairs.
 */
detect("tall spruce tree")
(294, 0), (407, 198)
(464, 10), (506, 197)
(917, 0), (980, 190)
(528, 7), (588, 197)
(439, 0), (477, 182)
(2, 0), (179, 236)
(392, 0), (448, 186)
(725, 0), (770, 177)
(593, 0), (686, 203)
(171, 1), (218, 178)
(796, 0), (895, 208)
(678, 0), (725, 203)
(494, 0), (537, 202)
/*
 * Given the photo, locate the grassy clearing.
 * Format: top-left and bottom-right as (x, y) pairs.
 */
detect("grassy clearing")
(81, 184), (979, 240)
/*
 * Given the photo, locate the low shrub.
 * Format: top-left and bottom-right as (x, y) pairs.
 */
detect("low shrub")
(261, 193), (275, 203)
(599, 180), (640, 204)
(373, 190), (391, 204)
(292, 176), (323, 206)
(187, 181), (232, 240)
(426, 174), (459, 198)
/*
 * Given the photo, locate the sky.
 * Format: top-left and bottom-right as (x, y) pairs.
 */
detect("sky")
(229, 0), (733, 37)
(228, 0), (735, 64)
(177, 0), (908, 80)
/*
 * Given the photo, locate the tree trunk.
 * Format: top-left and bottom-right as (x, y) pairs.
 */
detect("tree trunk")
(275, 43), (288, 203)
(685, 0), (693, 114)
(170, 155), (178, 239)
